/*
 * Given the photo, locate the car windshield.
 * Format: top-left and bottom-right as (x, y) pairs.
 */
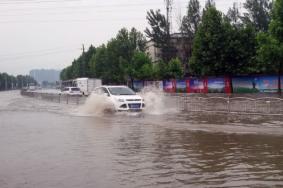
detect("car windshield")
(71, 88), (80, 91)
(108, 87), (136, 95)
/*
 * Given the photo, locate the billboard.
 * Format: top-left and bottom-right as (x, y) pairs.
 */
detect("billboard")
(144, 81), (163, 91)
(163, 80), (176, 93)
(187, 78), (207, 93)
(257, 76), (278, 93)
(232, 76), (279, 93)
(207, 77), (232, 93)
(207, 77), (226, 93)
(232, 77), (259, 93)
(176, 80), (187, 93)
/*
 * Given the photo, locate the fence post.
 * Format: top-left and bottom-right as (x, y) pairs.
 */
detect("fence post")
(227, 97), (230, 113)
(267, 101), (271, 114)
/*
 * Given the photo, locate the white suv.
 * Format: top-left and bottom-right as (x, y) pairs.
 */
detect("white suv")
(92, 86), (145, 111)
(62, 87), (82, 96)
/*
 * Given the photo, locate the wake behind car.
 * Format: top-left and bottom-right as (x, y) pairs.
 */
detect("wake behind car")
(61, 87), (82, 96)
(92, 86), (145, 112)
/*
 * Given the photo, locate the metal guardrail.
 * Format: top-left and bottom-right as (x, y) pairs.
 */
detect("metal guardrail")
(171, 93), (283, 115)
(21, 90), (283, 116)
(21, 90), (86, 105)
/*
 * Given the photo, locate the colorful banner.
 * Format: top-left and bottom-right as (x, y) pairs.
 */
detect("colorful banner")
(232, 76), (279, 93)
(187, 78), (207, 93)
(176, 80), (187, 93)
(163, 80), (176, 93)
(257, 76), (278, 93)
(144, 81), (163, 91)
(232, 77), (259, 93)
(207, 77), (225, 93)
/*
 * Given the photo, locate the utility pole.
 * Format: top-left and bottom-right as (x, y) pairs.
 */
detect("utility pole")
(80, 44), (86, 77)
(164, 0), (173, 35)
(82, 44), (85, 54)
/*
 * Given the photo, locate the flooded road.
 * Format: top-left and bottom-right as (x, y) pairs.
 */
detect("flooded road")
(1, 91), (283, 188)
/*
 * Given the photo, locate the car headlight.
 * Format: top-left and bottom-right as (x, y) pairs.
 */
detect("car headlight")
(118, 99), (125, 102)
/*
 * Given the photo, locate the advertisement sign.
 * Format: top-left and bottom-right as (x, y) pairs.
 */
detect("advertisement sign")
(207, 77), (226, 93)
(163, 80), (176, 93)
(144, 81), (163, 91)
(187, 78), (207, 93)
(232, 77), (259, 93)
(133, 80), (144, 92)
(176, 80), (187, 93)
(233, 76), (279, 93)
(257, 76), (278, 93)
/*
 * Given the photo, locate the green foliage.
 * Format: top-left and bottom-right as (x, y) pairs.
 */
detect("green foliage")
(60, 45), (96, 81)
(167, 58), (184, 79)
(181, 0), (201, 38)
(227, 2), (241, 26)
(190, 7), (229, 76)
(145, 9), (176, 62)
(242, 0), (272, 32)
(145, 9), (169, 48)
(256, 0), (283, 75)
(269, 0), (283, 43)
(60, 27), (149, 83)
(0, 73), (37, 90)
(190, 6), (257, 76)
(256, 32), (283, 73)
(90, 28), (154, 84)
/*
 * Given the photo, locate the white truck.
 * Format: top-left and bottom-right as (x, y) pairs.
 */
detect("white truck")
(75, 78), (102, 96)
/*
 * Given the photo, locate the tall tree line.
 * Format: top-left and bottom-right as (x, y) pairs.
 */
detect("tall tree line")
(0, 73), (37, 91)
(61, 27), (184, 83)
(61, 0), (279, 83)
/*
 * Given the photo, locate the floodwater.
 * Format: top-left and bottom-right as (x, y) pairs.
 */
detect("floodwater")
(1, 91), (283, 188)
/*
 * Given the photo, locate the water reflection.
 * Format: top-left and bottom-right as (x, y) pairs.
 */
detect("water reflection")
(111, 115), (283, 187)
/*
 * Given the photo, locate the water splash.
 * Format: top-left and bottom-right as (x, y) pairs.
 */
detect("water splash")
(76, 86), (179, 117)
(77, 93), (115, 116)
(141, 86), (179, 115)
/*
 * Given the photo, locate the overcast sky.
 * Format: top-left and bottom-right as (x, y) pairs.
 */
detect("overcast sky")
(0, 0), (245, 75)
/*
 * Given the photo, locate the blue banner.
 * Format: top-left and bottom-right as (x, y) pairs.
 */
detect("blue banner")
(207, 77), (225, 93)
(176, 80), (186, 93)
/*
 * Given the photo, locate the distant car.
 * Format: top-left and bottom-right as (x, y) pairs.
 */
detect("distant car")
(92, 86), (145, 111)
(61, 87), (82, 96)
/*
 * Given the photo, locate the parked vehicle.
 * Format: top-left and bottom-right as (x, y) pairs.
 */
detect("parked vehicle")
(92, 86), (145, 111)
(61, 87), (82, 96)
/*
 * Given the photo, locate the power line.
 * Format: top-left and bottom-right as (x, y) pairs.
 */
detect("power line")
(0, 48), (79, 61)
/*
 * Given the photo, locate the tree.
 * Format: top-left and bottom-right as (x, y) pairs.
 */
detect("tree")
(256, 0), (283, 93)
(190, 6), (229, 76)
(131, 52), (153, 80)
(181, 0), (201, 38)
(205, 0), (215, 9)
(89, 28), (150, 84)
(242, 0), (272, 32)
(168, 58), (184, 79)
(227, 2), (241, 26)
(145, 9), (176, 61)
(145, 10), (169, 48)
(190, 6), (257, 76)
